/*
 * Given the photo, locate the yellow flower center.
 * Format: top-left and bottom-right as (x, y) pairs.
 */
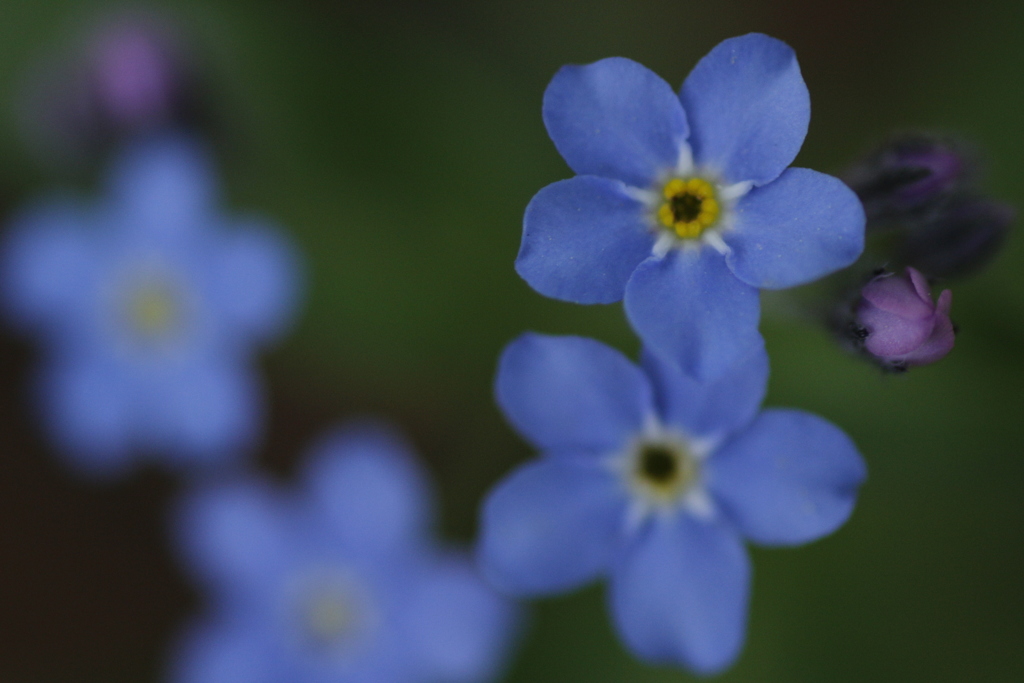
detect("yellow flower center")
(303, 587), (360, 649)
(127, 283), (178, 338)
(631, 440), (699, 505)
(657, 177), (720, 239)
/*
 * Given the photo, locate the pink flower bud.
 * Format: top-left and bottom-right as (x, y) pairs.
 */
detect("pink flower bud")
(855, 267), (954, 369)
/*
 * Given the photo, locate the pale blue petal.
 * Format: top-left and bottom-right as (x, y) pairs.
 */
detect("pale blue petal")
(726, 168), (866, 289)
(154, 361), (261, 466)
(1, 201), (94, 328)
(478, 457), (626, 596)
(106, 133), (217, 238)
(174, 479), (290, 595)
(169, 619), (279, 683)
(404, 556), (519, 683)
(38, 360), (133, 477)
(624, 249), (762, 382)
(610, 515), (750, 674)
(709, 409), (867, 546)
(211, 219), (303, 343)
(543, 57), (688, 187)
(495, 333), (653, 452)
(681, 34), (809, 185)
(301, 423), (433, 558)
(517, 176), (652, 304)
(642, 342), (769, 439)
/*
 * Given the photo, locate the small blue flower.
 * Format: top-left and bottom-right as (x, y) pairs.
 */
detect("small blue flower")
(478, 333), (866, 674)
(516, 34), (865, 379)
(171, 423), (519, 683)
(1, 134), (301, 475)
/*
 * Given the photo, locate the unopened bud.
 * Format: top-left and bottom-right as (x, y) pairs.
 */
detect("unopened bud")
(852, 267), (954, 371)
(900, 196), (1013, 279)
(845, 134), (971, 224)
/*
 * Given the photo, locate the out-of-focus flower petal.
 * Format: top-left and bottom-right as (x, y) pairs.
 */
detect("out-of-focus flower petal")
(301, 424), (433, 558)
(211, 219), (303, 343)
(405, 557), (520, 683)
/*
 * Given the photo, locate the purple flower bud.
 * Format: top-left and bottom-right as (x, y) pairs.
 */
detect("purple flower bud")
(855, 267), (954, 369)
(900, 196), (1014, 279)
(88, 19), (180, 128)
(17, 12), (204, 169)
(845, 134), (972, 223)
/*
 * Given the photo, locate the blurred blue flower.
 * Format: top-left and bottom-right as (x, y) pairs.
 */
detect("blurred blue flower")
(516, 33), (865, 379)
(478, 333), (866, 674)
(1, 134), (301, 475)
(171, 423), (519, 683)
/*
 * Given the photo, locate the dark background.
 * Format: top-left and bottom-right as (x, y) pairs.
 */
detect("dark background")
(0, 0), (1022, 681)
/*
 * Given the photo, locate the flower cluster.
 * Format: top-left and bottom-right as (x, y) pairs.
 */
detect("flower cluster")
(833, 133), (1012, 370)
(172, 424), (518, 683)
(2, 14), (521, 683)
(2, 14), (1009, 682)
(475, 32), (874, 675)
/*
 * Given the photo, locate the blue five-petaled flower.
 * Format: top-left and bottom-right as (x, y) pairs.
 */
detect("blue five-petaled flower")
(1, 134), (301, 475)
(478, 333), (866, 674)
(516, 34), (865, 380)
(171, 422), (519, 683)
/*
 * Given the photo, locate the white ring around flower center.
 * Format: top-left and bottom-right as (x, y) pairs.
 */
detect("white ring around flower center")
(606, 418), (716, 530)
(625, 143), (752, 258)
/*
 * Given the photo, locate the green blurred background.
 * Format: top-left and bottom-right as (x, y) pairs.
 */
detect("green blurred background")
(0, 0), (1022, 681)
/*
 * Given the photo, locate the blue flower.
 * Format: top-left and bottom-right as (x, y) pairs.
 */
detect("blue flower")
(478, 333), (866, 674)
(516, 34), (865, 379)
(170, 423), (519, 683)
(1, 134), (301, 475)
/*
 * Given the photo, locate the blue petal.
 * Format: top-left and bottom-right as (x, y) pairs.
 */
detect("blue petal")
(642, 342), (769, 440)
(1, 201), (94, 329)
(624, 249), (762, 382)
(726, 168), (866, 289)
(154, 361), (261, 466)
(543, 57), (689, 188)
(517, 176), (653, 304)
(708, 409), (867, 546)
(106, 134), (217, 239)
(38, 359), (133, 476)
(681, 34), (809, 186)
(211, 219), (303, 343)
(610, 515), (750, 674)
(169, 618), (278, 683)
(301, 422), (433, 558)
(404, 556), (520, 682)
(478, 457), (626, 596)
(495, 333), (653, 451)
(174, 479), (289, 595)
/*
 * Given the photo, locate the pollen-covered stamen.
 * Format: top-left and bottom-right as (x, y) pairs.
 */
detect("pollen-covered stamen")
(631, 440), (699, 505)
(657, 177), (721, 239)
